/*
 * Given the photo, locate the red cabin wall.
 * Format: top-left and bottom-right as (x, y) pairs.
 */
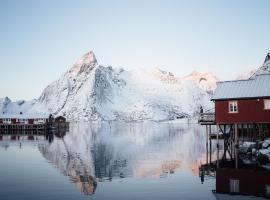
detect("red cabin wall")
(215, 99), (270, 124)
(216, 168), (270, 196)
(28, 119), (34, 124)
(11, 118), (17, 124)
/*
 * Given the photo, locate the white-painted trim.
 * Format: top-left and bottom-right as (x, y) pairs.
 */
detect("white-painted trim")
(228, 101), (238, 113)
(264, 99), (270, 110)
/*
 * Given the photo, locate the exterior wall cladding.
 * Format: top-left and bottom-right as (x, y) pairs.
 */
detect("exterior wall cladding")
(215, 98), (270, 124)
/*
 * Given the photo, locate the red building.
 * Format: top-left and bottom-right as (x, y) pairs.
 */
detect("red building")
(199, 73), (270, 161)
(0, 114), (48, 125)
(212, 74), (270, 125)
(199, 74), (270, 199)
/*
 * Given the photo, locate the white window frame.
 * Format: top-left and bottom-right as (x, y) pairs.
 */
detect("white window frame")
(34, 118), (45, 124)
(229, 101), (238, 113)
(19, 119), (28, 124)
(230, 179), (239, 193)
(264, 99), (270, 110)
(3, 118), (11, 124)
(266, 185), (270, 196)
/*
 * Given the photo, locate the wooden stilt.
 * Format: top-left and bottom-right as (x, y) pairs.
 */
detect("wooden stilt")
(209, 125), (212, 164)
(235, 123), (238, 169)
(216, 124), (219, 168)
(206, 125), (209, 164)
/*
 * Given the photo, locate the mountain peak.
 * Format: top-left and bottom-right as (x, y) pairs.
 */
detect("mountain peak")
(189, 71), (199, 76)
(74, 51), (97, 66)
(250, 52), (270, 78)
(69, 51), (98, 75)
(264, 52), (270, 64)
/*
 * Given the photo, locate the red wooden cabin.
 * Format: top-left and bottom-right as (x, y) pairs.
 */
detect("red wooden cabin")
(207, 74), (270, 172)
(212, 74), (270, 125)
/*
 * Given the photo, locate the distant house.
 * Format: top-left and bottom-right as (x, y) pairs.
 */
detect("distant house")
(55, 116), (66, 123)
(0, 114), (48, 125)
(212, 74), (270, 124)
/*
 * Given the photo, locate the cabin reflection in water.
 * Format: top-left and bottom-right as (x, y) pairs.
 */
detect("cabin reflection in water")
(199, 131), (270, 199)
(0, 133), (60, 144)
(215, 168), (270, 198)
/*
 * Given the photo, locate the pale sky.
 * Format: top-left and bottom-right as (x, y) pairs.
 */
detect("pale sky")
(0, 0), (270, 100)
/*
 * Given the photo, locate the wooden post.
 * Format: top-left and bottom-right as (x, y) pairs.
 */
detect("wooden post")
(231, 124), (234, 160)
(241, 124), (244, 142)
(206, 125), (209, 165)
(216, 124), (219, 168)
(209, 125), (212, 164)
(235, 123), (238, 169)
(223, 124), (227, 160)
(259, 124), (262, 140)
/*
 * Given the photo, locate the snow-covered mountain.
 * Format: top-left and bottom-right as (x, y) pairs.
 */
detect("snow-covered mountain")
(183, 71), (218, 93)
(237, 52), (270, 80)
(1, 51), (269, 121)
(251, 52), (270, 77)
(0, 51), (219, 121)
(37, 51), (218, 121)
(237, 69), (257, 80)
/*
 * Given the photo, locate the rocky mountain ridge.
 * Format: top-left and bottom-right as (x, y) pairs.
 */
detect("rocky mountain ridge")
(4, 51), (268, 121)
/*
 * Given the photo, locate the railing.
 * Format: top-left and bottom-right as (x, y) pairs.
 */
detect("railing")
(198, 113), (215, 124)
(255, 129), (270, 141)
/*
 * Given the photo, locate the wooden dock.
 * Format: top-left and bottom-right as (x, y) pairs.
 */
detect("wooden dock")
(198, 112), (216, 125)
(0, 124), (46, 134)
(209, 133), (224, 140)
(0, 122), (69, 135)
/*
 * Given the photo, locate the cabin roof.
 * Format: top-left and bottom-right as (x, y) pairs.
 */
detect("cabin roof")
(55, 116), (66, 119)
(0, 113), (48, 119)
(212, 74), (270, 100)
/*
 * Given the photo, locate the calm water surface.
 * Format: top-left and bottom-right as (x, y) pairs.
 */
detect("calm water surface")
(0, 122), (216, 200)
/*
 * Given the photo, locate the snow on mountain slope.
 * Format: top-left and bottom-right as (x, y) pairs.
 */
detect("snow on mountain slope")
(251, 52), (270, 77)
(3, 51), (270, 121)
(0, 96), (48, 116)
(237, 69), (257, 80)
(38, 51), (218, 121)
(183, 71), (218, 93)
(237, 52), (270, 80)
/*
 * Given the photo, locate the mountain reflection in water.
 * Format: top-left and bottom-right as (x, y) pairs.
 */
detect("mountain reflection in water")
(37, 122), (207, 196)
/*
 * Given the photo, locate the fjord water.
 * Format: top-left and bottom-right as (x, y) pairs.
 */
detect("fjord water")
(0, 122), (215, 200)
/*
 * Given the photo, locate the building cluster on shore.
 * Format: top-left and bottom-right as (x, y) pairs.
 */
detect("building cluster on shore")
(0, 113), (69, 134)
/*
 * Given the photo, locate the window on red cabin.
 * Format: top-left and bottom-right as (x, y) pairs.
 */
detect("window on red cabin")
(230, 179), (239, 193)
(266, 185), (270, 196)
(264, 99), (270, 110)
(229, 101), (238, 113)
